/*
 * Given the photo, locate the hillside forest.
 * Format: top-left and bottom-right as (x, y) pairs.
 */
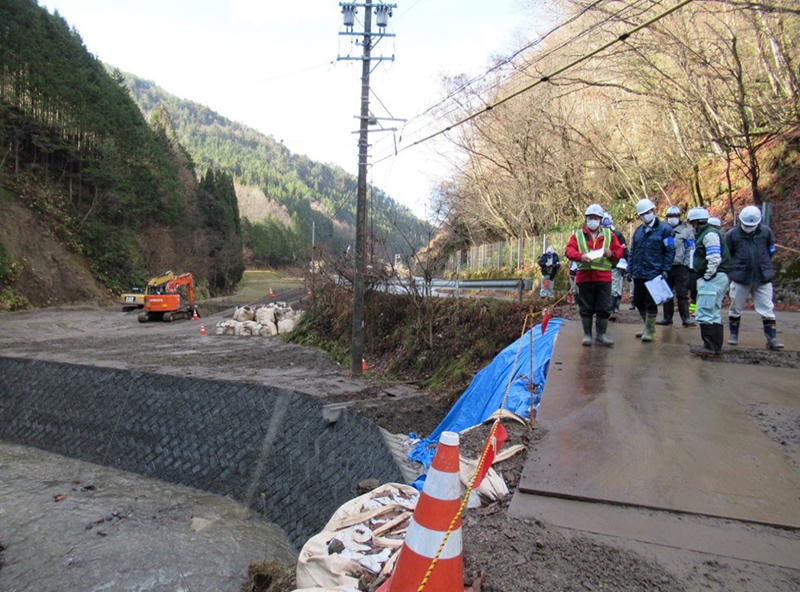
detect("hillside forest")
(433, 0), (799, 260)
(119, 72), (431, 268)
(0, 0), (430, 309)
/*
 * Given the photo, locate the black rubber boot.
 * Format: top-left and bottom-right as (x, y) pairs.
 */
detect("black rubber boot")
(581, 317), (593, 346)
(763, 319), (784, 350)
(658, 299), (674, 325)
(595, 317), (615, 347)
(690, 324), (721, 358)
(728, 317), (740, 345)
(712, 323), (725, 356)
(678, 299), (695, 327)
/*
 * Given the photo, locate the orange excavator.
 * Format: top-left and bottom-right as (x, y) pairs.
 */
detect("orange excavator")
(137, 272), (198, 323)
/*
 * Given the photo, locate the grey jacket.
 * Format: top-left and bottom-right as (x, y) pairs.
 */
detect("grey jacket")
(671, 222), (695, 268)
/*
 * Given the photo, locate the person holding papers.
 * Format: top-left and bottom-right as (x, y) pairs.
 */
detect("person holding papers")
(687, 207), (732, 358)
(628, 198), (676, 342)
(565, 204), (624, 347)
(657, 205), (697, 328)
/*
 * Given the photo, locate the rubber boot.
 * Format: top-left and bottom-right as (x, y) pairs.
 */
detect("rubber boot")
(641, 314), (657, 342)
(728, 317), (740, 345)
(690, 324), (720, 358)
(712, 323), (725, 356)
(595, 317), (615, 347)
(678, 299), (695, 327)
(581, 316), (593, 346)
(657, 299), (674, 325)
(763, 319), (784, 350)
(635, 312), (646, 338)
(609, 297), (618, 322)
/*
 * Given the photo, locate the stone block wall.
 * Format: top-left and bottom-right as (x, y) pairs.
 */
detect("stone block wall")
(0, 356), (403, 548)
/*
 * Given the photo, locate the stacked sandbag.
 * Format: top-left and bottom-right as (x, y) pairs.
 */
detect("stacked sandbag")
(215, 302), (302, 337)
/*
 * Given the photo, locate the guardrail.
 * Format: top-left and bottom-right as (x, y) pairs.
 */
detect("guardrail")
(391, 278), (525, 302)
(337, 276), (527, 302)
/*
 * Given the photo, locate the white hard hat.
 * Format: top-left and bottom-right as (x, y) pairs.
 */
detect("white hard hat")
(687, 207), (710, 222)
(739, 205), (762, 227)
(636, 198), (656, 215)
(708, 217), (721, 228)
(665, 205), (681, 217)
(585, 203), (605, 217)
(601, 213), (613, 228)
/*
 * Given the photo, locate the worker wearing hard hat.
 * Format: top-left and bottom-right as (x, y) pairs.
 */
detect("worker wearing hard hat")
(565, 204), (624, 347)
(726, 205), (784, 350)
(656, 206), (696, 328)
(687, 207), (733, 357)
(629, 198), (676, 342)
(537, 246), (561, 298)
(708, 217), (722, 229)
(601, 213), (628, 320)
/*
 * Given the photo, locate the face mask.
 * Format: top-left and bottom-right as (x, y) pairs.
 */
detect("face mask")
(586, 219), (600, 231)
(741, 224), (757, 234)
(641, 213), (655, 224)
(667, 217), (679, 227)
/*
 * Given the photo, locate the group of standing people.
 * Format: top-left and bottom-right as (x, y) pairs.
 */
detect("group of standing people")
(561, 199), (784, 357)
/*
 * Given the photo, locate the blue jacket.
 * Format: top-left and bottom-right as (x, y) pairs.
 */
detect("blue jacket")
(629, 218), (676, 280)
(726, 224), (776, 285)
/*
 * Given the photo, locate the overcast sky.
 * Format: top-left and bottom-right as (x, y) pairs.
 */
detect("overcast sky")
(41, 0), (545, 218)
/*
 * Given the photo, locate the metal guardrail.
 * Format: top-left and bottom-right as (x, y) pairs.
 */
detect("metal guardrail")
(337, 276), (526, 302)
(391, 278), (525, 302)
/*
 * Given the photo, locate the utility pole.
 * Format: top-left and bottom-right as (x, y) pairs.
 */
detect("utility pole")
(338, 2), (396, 376)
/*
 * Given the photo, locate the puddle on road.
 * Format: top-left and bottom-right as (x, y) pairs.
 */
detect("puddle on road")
(0, 442), (297, 592)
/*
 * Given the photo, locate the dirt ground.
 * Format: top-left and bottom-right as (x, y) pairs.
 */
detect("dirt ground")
(1, 303), (799, 591)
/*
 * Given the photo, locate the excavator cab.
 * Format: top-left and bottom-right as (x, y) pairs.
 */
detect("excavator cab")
(138, 272), (197, 323)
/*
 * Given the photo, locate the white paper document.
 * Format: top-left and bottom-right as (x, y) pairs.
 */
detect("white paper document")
(645, 275), (674, 305)
(616, 258), (628, 270)
(587, 249), (605, 260)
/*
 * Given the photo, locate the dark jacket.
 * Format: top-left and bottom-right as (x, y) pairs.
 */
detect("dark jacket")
(726, 224), (776, 285)
(694, 224), (733, 278)
(629, 218), (676, 280)
(537, 253), (561, 278)
(612, 229), (629, 265)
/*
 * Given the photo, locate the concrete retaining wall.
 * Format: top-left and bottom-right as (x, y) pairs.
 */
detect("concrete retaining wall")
(0, 356), (403, 548)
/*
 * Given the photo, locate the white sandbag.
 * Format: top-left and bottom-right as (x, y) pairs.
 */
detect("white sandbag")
(256, 306), (275, 324)
(277, 318), (296, 334)
(215, 320), (238, 336)
(233, 321), (245, 336)
(268, 321), (279, 336)
(241, 320), (261, 336)
(258, 324), (271, 337)
(296, 483), (418, 589)
(233, 306), (255, 322)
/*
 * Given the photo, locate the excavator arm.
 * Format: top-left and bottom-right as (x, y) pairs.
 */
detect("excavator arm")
(165, 273), (195, 307)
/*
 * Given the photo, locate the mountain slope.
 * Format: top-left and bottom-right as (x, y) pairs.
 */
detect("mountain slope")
(119, 72), (430, 262)
(0, 1), (243, 308)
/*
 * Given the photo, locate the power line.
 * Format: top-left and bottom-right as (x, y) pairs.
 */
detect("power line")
(371, 0), (695, 168)
(370, 0), (654, 158)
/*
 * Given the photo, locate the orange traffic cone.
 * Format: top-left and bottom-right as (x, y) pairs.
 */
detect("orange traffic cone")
(385, 431), (463, 591)
(192, 308), (199, 320)
(362, 358), (368, 372)
(200, 323), (206, 336)
(269, 288), (275, 298)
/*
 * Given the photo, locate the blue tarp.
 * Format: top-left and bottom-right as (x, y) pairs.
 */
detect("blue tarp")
(408, 318), (566, 469)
